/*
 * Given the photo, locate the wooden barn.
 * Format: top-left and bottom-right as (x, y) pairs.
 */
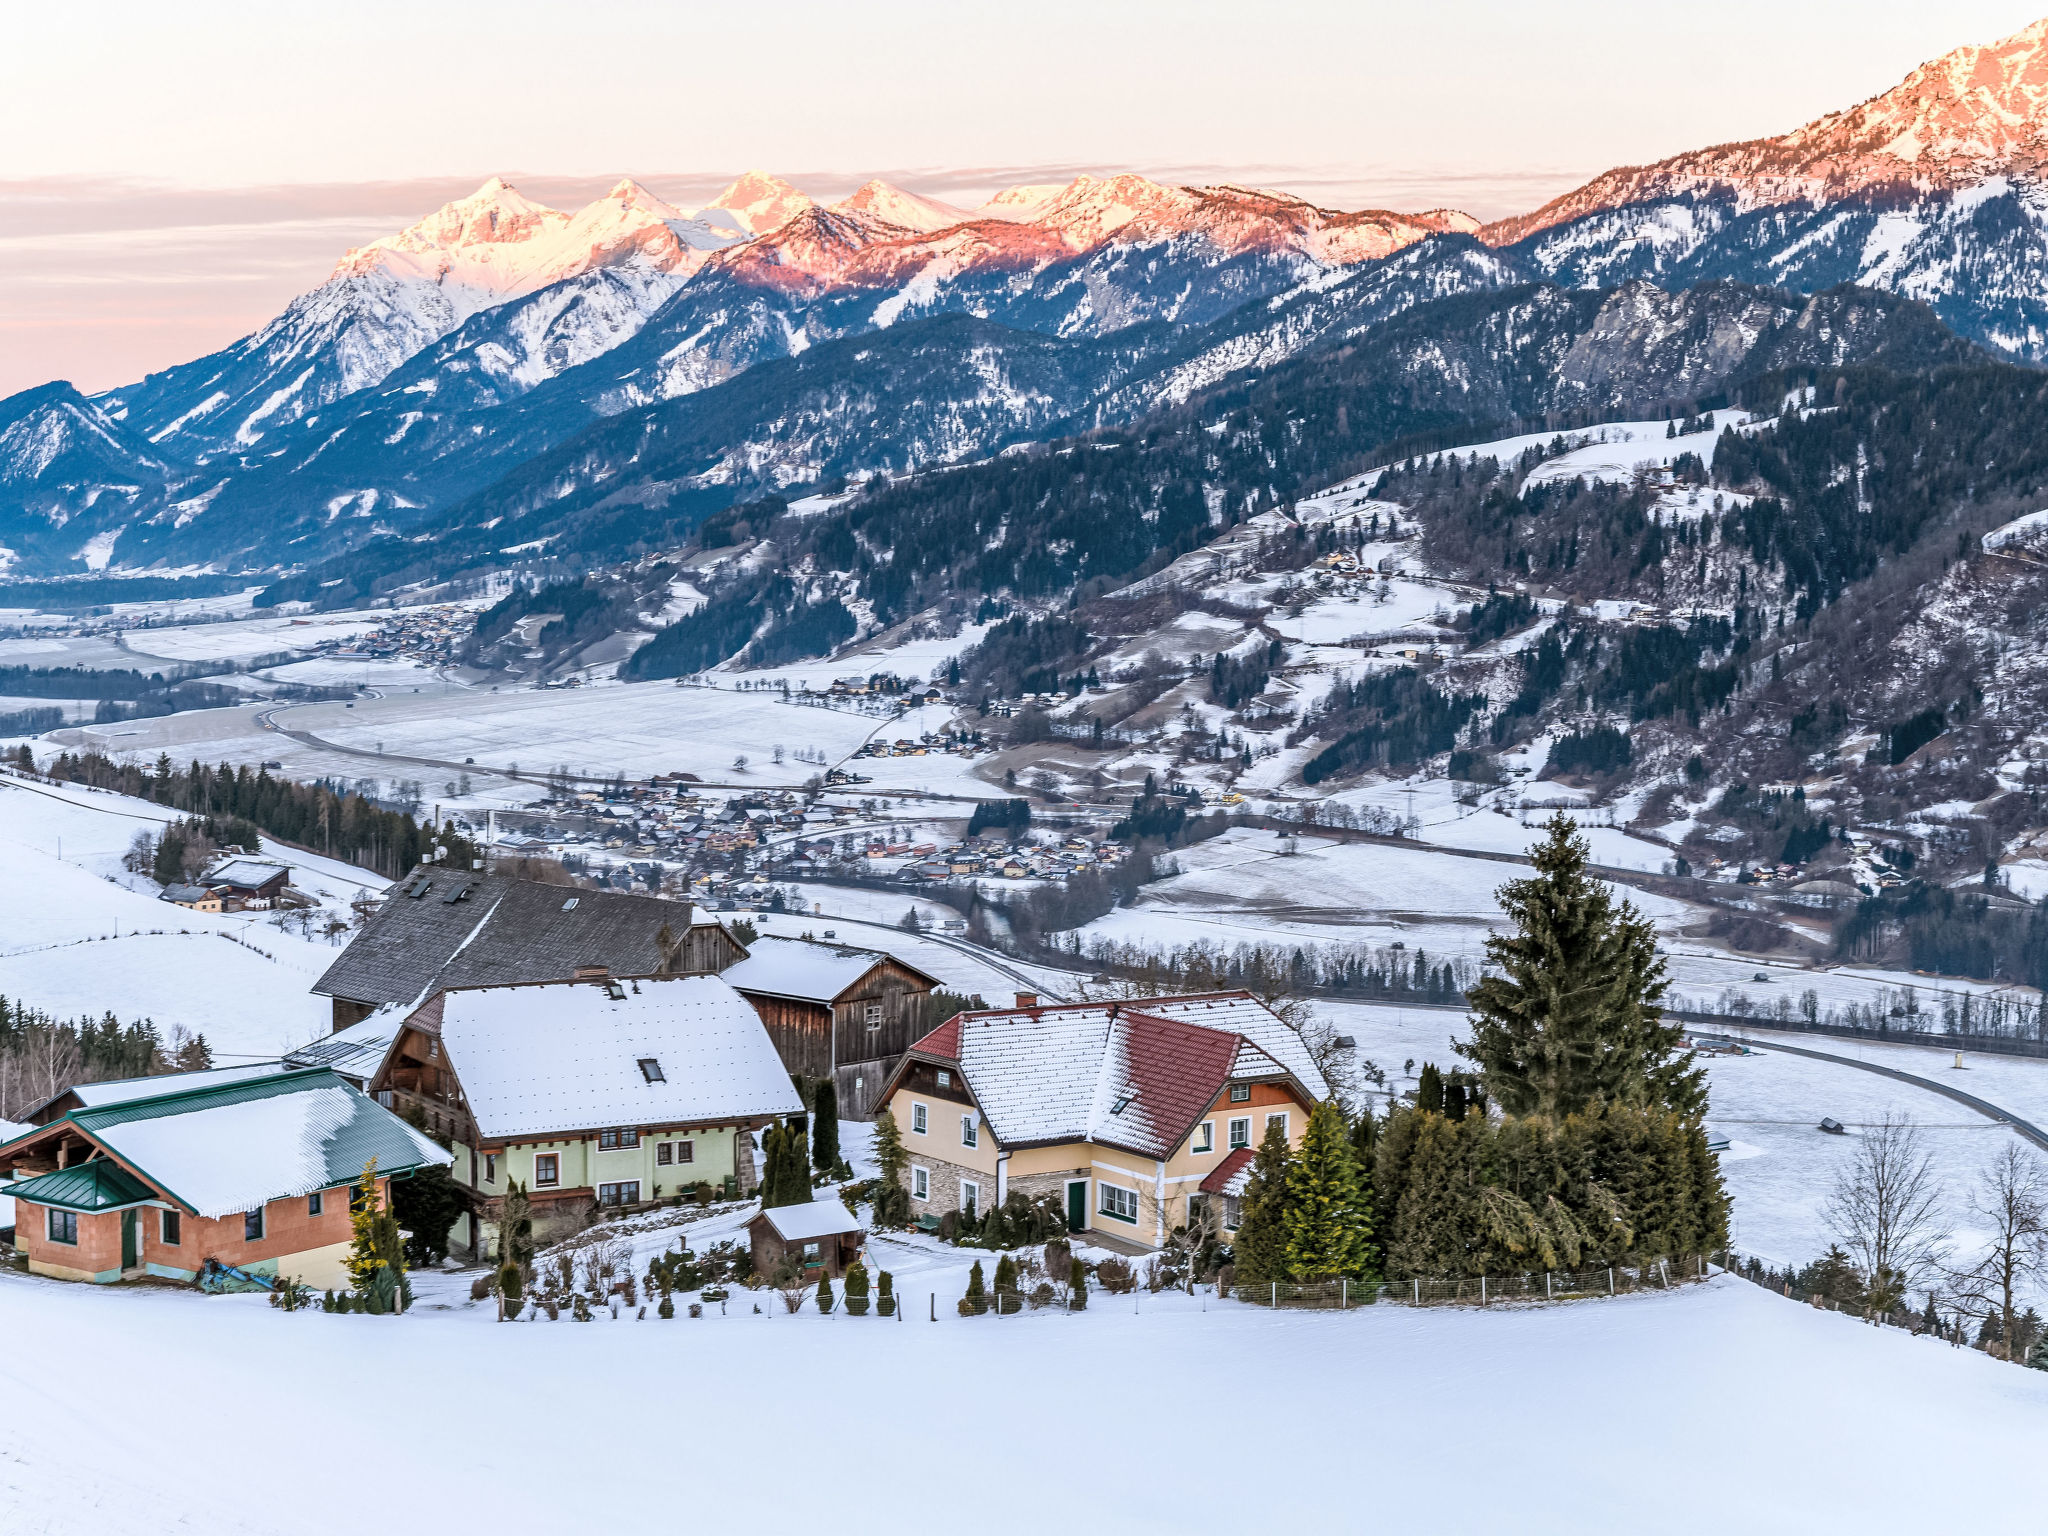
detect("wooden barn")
(312, 873), (744, 1029)
(721, 936), (942, 1119)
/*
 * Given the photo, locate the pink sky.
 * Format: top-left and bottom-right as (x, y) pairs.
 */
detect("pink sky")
(4, 1), (2044, 398)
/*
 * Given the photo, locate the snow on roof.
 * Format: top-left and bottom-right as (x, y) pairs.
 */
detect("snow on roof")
(721, 934), (920, 1003)
(282, 1007), (406, 1084)
(438, 975), (802, 1141)
(61, 1062), (287, 1113)
(755, 1197), (864, 1242)
(910, 995), (1307, 1160)
(1137, 993), (1331, 1100)
(1198, 1145), (1256, 1196)
(207, 857), (289, 888)
(75, 1070), (447, 1219)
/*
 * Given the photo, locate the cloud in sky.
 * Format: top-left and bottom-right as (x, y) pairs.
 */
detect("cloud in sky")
(5, 1), (2046, 395)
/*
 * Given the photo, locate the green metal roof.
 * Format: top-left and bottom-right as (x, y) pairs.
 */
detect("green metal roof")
(7, 1158), (157, 1213)
(55, 1068), (449, 1218)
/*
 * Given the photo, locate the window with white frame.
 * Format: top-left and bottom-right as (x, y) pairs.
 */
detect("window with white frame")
(1228, 1116), (1251, 1149)
(1224, 1194), (1242, 1229)
(935, 1070), (951, 1088)
(1098, 1182), (1140, 1224)
(1229, 1083), (1251, 1103)
(598, 1181), (641, 1206)
(912, 1165), (930, 1201)
(1266, 1112), (1289, 1139)
(657, 1141), (672, 1165)
(960, 1114), (978, 1149)
(911, 1102), (928, 1134)
(534, 1153), (560, 1187)
(864, 1002), (884, 1028)
(1190, 1120), (1214, 1154)
(961, 1180), (980, 1219)
(484, 1154), (498, 1183)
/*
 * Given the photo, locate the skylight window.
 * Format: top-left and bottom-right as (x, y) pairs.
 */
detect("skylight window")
(638, 1058), (665, 1084)
(562, 897), (579, 910)
(1111, 1093), (1133, 1115)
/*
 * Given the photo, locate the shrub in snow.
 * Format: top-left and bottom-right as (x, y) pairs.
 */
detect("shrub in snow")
(1094, 1257), (1135, 1295)
(876, 1270), (896, 1318)
(816, 1276), (835, 1314)
(1070, 1258), (1088, 1311)
(688, 1302), (703, 1319)
(958, 1261), (988, 1316)
(843, 1261), (870, 1315)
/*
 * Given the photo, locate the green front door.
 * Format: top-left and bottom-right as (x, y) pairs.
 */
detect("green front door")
(1066, 1180), (1086, 1234)
(120, 1209), (138, 1270)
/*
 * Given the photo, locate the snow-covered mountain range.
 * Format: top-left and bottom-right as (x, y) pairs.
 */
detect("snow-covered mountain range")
(13, 17), (2048, 582)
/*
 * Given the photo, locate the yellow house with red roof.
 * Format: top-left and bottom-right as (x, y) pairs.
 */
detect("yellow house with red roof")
(872, 990), (1325, 1249)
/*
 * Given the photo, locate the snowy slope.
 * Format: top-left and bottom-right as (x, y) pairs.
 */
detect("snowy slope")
(0, 1269), (2037, 1535)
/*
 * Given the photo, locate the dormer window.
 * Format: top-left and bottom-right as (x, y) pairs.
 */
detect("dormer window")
(638, 1058), (665, 1084)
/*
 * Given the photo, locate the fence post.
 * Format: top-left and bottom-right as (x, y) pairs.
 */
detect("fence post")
(1607, 1268), (1614, 1295)
(1413, 1278), (1420, 1304)
(1480, 1276), (1486, 1305)
(1546, 1272), (1552, 1300)
(929, 1292), (935, 1322)
(1341, 1277), (1347, 1311)
(1271, 1281), (1278, 1309)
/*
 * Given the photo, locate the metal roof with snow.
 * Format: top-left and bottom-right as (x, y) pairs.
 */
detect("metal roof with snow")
(752, 1197), (865, 1243)
(15, 1062), (289, 1125)
(5, 1159), (157, 1213)
(206, 857), (290, 889)
(437, 975), (803, 1142)
(15, 1069), (451, 1218)
(888, 993), (1317, 1161)
(282, 1008), (407, 1085)
(720, 934), (937, 1005)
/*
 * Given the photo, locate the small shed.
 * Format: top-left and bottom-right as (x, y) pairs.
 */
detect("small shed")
(747, 1198), (865, 1280)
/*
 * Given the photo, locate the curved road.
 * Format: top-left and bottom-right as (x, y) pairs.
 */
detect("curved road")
(1700, 1029), (2048, 1151)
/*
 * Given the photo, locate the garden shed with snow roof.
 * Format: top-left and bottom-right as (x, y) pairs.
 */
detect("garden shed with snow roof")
(746, 1197), (865, 1279)
(872, 990), (1325, 1251)
(720, 934), (943, 1120)
(0, 1068), (446, 1287)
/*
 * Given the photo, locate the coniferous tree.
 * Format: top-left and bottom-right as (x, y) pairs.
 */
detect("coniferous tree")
(1284, 1099), (1375, 1280)
(870, 1110), (911, 1227)
(1461, 812), (1704, 1119)
(1069, 1257), (1087, 1311)
(780, 1124), (813, 1205)
(1231, 1120), (1296, 1283)
(811, 1079), (841, 1174)
(1416, 1063), (1444, 1114)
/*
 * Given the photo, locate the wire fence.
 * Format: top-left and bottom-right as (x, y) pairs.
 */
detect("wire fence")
(909, 1255), (1717, 1319)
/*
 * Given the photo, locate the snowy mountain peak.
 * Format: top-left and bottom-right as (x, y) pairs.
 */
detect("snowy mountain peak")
(832, 179), (970, 233)
(973, 182), (1069, 221)
(602, 178), (682, 216)
(332, 178), (571, 289)
(1488, 16), (2048, 244)
(704, 171), (816, 235)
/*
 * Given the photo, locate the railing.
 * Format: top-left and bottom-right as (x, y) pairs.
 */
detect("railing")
(1234, 1257), (1709, 1308)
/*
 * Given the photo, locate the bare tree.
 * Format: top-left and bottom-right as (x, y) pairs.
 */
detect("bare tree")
(1823, 1112), (1949, 1314)
(1945, 1141), (2048, 1360)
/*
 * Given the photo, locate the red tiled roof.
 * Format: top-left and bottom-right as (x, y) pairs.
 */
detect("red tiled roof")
(1105, 1009), (1241, 1158)
(908, 1014), (962, 1061)
(1199, 1145), (1255, 1195)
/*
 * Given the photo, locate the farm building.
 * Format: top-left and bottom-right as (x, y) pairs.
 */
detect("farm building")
(721, 935), (943, 1119)
(312, 872), (743, 1028)
(349, 974), (803, 1255)
(874, 991), (1325, 1251)
(0, 1068), (445, 1287)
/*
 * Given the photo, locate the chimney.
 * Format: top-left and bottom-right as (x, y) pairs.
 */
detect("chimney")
(1015, 990), (1038, 1009)
(573, 965), (610, 981)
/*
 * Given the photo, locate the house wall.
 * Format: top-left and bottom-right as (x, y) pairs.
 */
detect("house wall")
(468, 1126), (749, 1256)
(17, 1204), (126, 1282)
(19, 1180), (379, 1288)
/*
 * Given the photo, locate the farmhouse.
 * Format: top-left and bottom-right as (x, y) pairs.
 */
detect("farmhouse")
(0, 1068), (446, 1287)
(312, 872), (744, 1028)
(874, 991), (1325, 1250)
(721, 935), (942, 1119)
(354, 974), (803, 1255)
(204, 857), (291, 909)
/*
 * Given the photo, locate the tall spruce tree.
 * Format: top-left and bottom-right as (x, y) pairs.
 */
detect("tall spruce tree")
(1230, 1120), (1296, 1283)
(1461, 812), (1704, 1118)
(1283, 1099), (1375, 1279)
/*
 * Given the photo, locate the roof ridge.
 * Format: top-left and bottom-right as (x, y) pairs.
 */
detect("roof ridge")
(71, 1066), (343, 1130)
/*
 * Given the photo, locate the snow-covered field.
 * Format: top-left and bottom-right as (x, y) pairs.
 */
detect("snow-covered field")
(0, 1263), (2037, 1535)
(0, 773), (380, 1060)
